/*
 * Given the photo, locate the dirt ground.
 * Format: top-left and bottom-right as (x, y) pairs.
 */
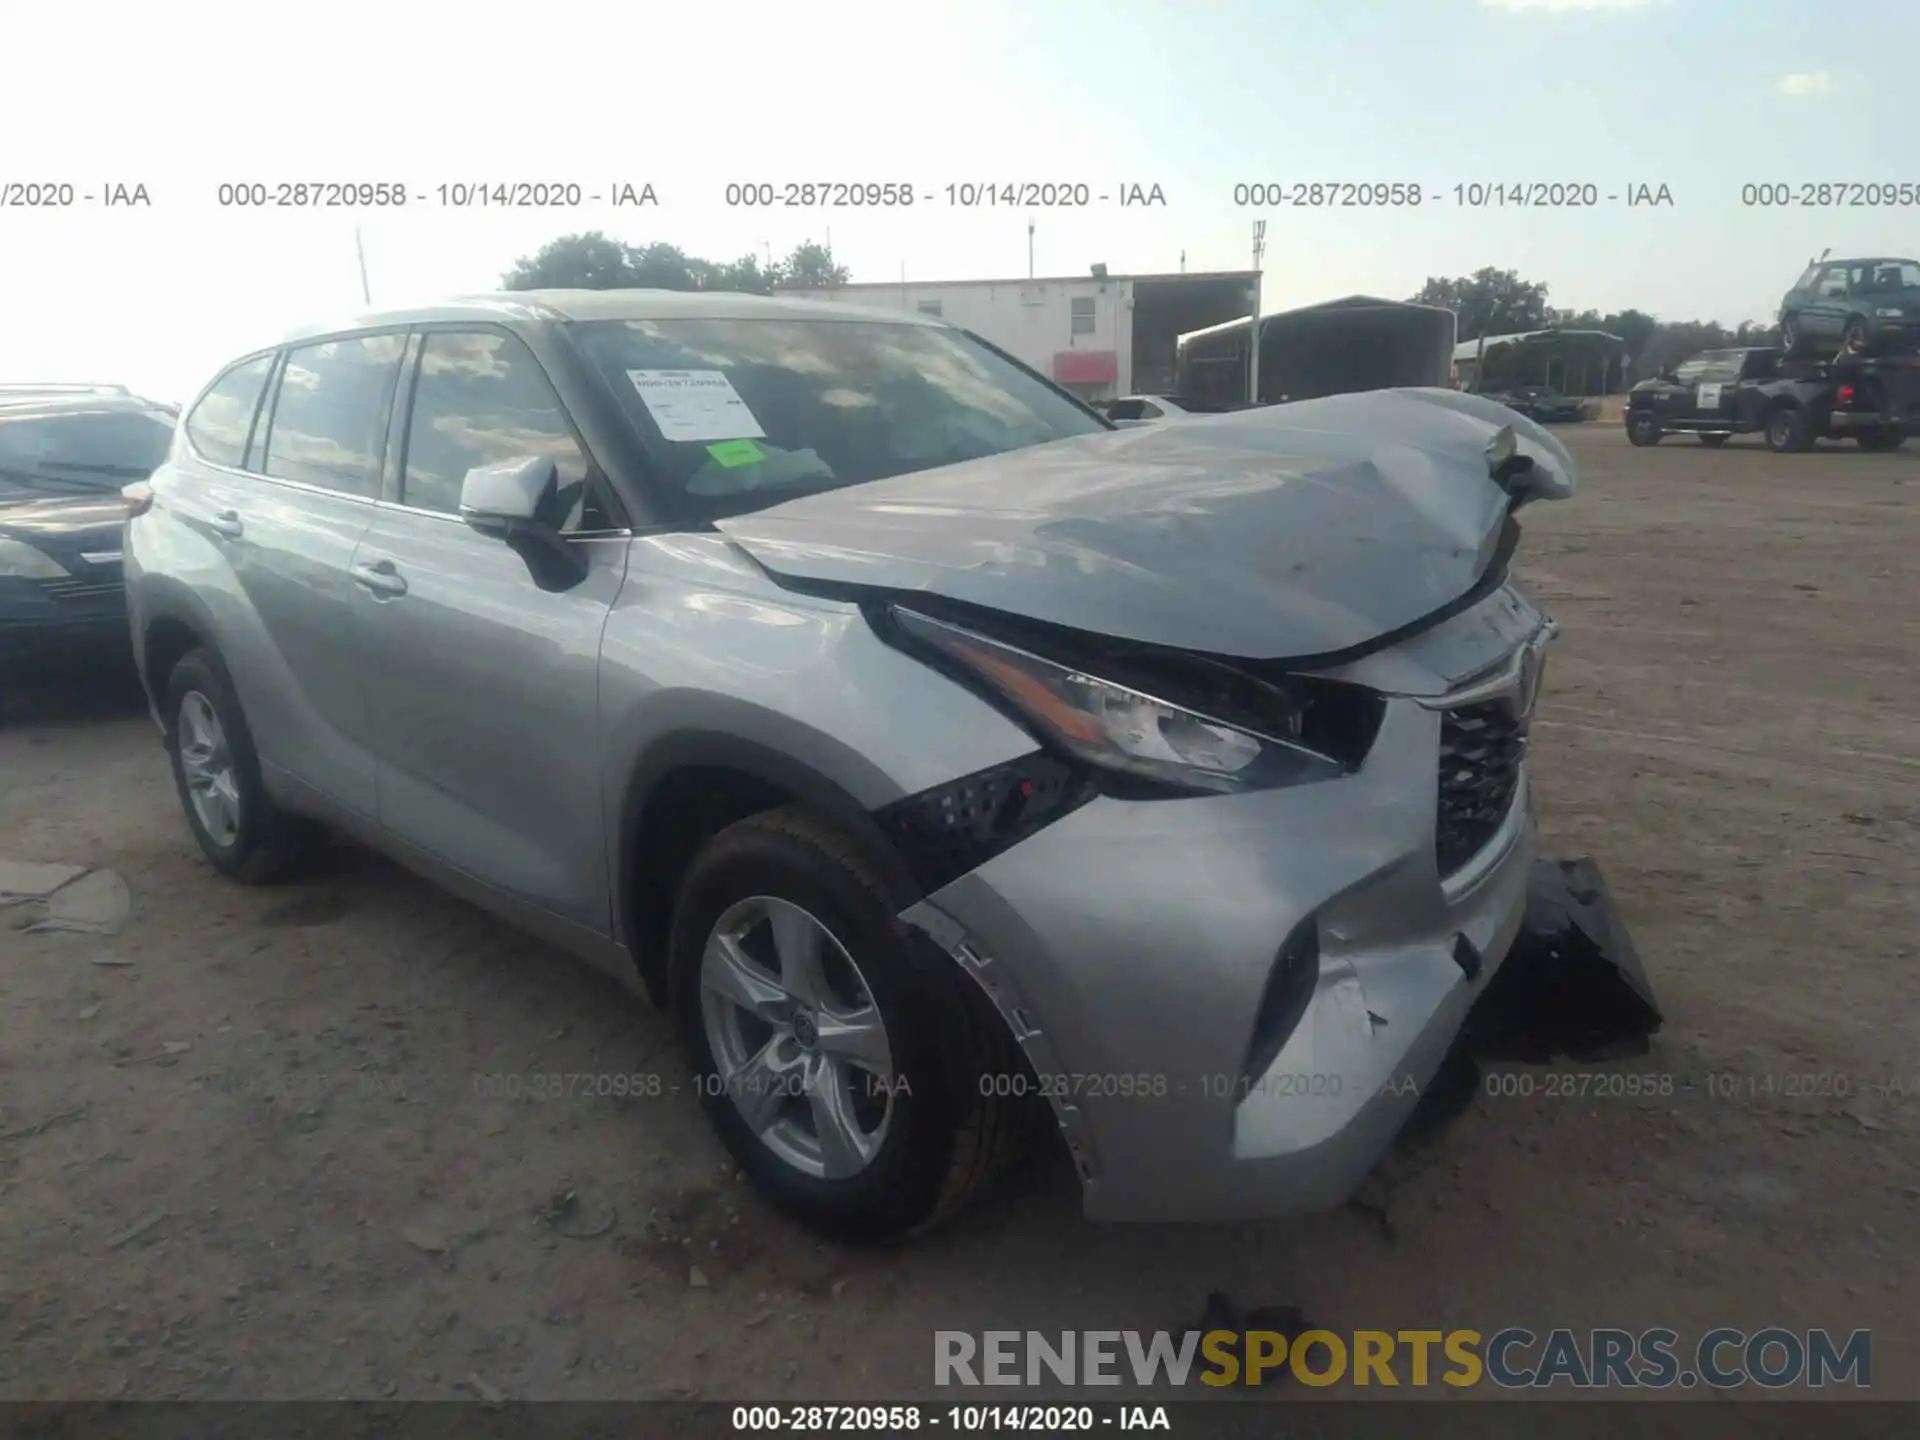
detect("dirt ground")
(1, 425), (1915, 1404)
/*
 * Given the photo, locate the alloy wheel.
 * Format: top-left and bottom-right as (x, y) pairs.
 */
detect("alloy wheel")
(699, 895), (896, 1180)
(177, 690), (241, 847)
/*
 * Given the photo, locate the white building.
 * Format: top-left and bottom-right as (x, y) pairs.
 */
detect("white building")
(783, 269), (1260, 403)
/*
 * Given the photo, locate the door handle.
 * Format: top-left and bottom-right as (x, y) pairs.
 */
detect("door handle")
(350, 560), (408, 598)
(209, 510), (243, 539)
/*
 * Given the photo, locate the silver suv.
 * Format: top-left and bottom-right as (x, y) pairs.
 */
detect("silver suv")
(126, 290), (1577, 1238)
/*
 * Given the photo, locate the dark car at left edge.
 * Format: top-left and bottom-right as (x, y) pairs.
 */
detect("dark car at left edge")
(0, 386), (177, 683)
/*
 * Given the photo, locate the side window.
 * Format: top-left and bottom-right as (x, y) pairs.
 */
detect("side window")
(1137, 400), (1165, 418)
(260, 335), (406, 495)
(1816, 266), (1850, 298)
(1107, 399), (1144, 421)
(184, 354), (274, 470)
(1069, 296), (1096, 337)
(400, 330), (610, 531)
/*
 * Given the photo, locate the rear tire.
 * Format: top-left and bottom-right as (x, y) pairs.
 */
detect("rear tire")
(1842, 317), (1871, 355)
(163, 647), (318, 882)
(1857, 427), (1906, 452)
(1780, 315), (1806, 356)
(1765, 405), (1814, 453)
(1698, 433), (1730, 448)
(669, 806), (1026, 1241)
(1626, 412), (1663, 447)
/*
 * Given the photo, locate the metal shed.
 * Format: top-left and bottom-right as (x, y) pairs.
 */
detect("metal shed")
(1176, 295), (1458, 405)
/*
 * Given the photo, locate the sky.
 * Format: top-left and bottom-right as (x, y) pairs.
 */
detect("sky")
(2, 0), (1915, 401)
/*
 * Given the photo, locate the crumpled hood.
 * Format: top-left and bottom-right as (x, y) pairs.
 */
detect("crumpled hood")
(716, 386), (1578, 661)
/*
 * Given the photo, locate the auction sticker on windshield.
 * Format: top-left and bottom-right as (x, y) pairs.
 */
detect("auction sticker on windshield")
(625, 369), (766, 442)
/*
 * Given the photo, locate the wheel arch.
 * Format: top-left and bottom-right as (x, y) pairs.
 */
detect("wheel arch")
(134, 579), (224, 714)
(613, 728), (924, 1008)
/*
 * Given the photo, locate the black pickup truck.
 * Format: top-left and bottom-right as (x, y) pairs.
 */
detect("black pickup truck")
(1625, 347), (1920, 452)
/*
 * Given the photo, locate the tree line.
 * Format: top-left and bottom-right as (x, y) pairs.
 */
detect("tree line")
(503, 232), (849, 294)
(1410, 267), (1780, 377)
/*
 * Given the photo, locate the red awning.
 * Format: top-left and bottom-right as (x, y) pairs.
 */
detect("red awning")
(1052, 350), (1118, 384)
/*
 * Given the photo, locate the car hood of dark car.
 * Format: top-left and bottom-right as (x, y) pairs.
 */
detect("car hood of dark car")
(0, 493), (127, 559)
(716, 386), (1578, 661)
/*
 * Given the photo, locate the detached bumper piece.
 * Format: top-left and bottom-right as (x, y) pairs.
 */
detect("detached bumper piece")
(1394, 856), (1662, 1151)
(1463, 856), (1663, 1063)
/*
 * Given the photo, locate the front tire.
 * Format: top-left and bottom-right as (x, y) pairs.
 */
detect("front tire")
(1626, 412), (1663, 446)
(163, 647), (317, 882)
(669, 807), (1025, 1240)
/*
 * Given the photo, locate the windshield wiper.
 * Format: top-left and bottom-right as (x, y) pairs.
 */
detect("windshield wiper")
(0, 463), (119, 495)
(38, 461), (154, 478)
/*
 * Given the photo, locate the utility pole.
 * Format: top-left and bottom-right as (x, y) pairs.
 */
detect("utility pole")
(354, 226), (371, 306)
(1180, 250), (1186, 273)
(1248, 220), (1266, 405)
(1028, 217), (1036, 279)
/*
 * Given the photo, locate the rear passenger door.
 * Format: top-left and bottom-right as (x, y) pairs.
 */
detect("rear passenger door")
(350, 327), (630, 935)
(189, 335), (403, 819)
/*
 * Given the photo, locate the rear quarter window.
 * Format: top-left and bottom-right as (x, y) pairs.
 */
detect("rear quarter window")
(185, 354), (275, 469)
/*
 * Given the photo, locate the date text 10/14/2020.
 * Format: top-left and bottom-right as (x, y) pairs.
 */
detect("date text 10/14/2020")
(730, 1405), (1172, 1432)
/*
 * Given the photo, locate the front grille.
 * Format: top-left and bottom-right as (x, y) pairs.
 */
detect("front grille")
(38, 576), (124, 606)
(1436, 700), (1526, 876)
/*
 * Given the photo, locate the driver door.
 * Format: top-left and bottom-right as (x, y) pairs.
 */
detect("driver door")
(1804, 265), (1853, 341)
(350, 326), (630, 936)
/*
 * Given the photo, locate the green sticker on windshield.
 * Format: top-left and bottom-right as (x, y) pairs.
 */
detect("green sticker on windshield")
(705, 439), (765, 468)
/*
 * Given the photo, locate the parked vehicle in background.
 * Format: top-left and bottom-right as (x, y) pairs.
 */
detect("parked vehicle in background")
(1, 386), (176, 680)
(1483, 385), (1586, 424)
(1101, 393), (1242, 426)
(1778, 256), (1920, 357)
(1624, 346), (1918, 452)
(129, 289), (1578, 1240)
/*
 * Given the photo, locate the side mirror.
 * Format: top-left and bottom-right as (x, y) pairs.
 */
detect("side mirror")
(459, 456), (553, 530)
(457, 456), (588, 591)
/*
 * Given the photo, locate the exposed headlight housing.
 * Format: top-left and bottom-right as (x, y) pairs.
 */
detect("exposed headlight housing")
(889, 606), (1381, 796)
(0, 538), (68, 579)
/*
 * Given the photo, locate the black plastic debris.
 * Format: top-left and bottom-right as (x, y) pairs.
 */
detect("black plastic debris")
(1181, 1291), (1313, 1387)
(1463, 855), (1664, 1064)
(1348, 856), (1664, 1238)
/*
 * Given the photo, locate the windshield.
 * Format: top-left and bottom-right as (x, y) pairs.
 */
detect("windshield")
(0, 406), (175, 499)
(570, 317), (1110, 520)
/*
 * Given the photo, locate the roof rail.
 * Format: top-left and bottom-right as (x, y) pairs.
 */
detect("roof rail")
(0, 382), (132, 396)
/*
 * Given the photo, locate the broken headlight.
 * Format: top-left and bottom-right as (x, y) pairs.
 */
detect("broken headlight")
(890, 607), (1375, 796)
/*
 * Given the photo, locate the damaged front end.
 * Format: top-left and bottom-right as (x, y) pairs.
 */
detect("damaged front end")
(1399, 855), (1666, 1149)
(1467, 856), (1663, 1062)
